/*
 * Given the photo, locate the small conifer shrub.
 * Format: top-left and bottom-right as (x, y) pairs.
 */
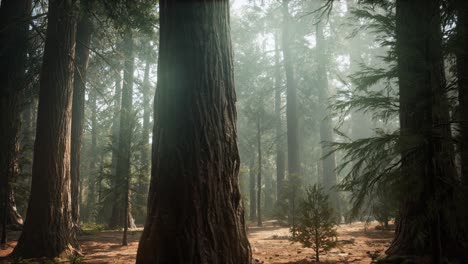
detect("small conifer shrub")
(290, 184), (338, 262)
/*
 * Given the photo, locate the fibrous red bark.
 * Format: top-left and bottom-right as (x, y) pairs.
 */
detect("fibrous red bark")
(11, 0), (79, 258)
(136, 1), (251, 263)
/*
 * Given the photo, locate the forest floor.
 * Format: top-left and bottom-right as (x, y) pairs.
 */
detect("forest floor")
(0, 221), (393, 264)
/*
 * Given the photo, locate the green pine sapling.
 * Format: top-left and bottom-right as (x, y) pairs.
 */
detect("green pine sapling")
(290, 184), (338, 262)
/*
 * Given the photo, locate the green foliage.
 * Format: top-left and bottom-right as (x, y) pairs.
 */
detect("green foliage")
(371, 187), (397, 228)
(331, 130), (400, 217)
(100, 0), (158, 34)
(330, 0), (401, 221)
(290, 184), (338, 262)
(81, 223), (106, 232)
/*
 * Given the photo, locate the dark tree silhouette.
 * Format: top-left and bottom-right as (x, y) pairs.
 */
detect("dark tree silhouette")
(387, 0), (468, 261)
(456, 0), (468, 185)
(0, 0), (31, 238)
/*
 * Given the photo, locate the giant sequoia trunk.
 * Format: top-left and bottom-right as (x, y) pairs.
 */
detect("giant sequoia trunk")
(387, 0), (468, 261)
(274, 33), (286, 203)
(109, 29), (136, 230)
(136, 1), (251, 263)
(11, 0), (79, 258)
(71, 13), (93, 231)
(456, 0), (468, 186)
(0, 0), (30, 235)
(316, 22), (339, 217)
(281, 0), (301, 226)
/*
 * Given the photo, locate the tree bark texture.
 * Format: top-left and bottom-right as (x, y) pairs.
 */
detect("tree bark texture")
(136, 1), (252, 263)
(71, 13), (93, 230)
(0, 0), (31, 232)
(387, 0), (467, 260)
(11, 0), (79, 258)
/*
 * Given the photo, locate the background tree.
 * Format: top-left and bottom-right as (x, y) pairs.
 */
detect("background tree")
(109, 29), (137, 231)
(282, 0), (302, 225)
(71, 0), (94, 231)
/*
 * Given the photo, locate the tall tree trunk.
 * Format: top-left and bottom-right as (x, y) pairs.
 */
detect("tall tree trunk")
(105, 57), (122, 224)
(456, 0), (468, 186)
(387, 0), (467, 261)
(136, 1), (251, 263)
(257, 117), (262, 227)
(316, 22), (340, 218)
(11, 0), (79, 258)
(108, 58), (122, 214)
(137, 53), (151, 224)
(111, 67), (122, 183)
(86, 85), (98, 222)
(109, 29), (136, 230)
(274, 33), (286, 203)
(264, 173), (273, 215)
(282, 0), (301, 225)
(71, 12), (93, 231)
(249, 156), (257, 221)
(121, 29), (135, 241)
(0, 0), (31, 239)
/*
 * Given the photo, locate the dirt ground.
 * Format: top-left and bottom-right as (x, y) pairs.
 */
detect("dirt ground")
(0, 221), (393, 263)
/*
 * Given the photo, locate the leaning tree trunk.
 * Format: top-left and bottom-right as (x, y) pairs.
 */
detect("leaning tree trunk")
(11, 0), (79, 258)
(0, 0), (31, 236)
(274, 33), (286, 203)
(71, 12), (93, 231)
(387, 0), (468, 261)
(456, 0), (468, 186)
(316, 22), (340, 218)
(136, 1), (251, 263)
(109, 29), (136, 230)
